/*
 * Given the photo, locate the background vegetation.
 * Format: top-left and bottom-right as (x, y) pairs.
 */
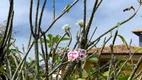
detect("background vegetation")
(0, 0), (142, 80)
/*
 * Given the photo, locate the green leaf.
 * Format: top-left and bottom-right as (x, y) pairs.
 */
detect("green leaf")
(0, 65), (4, 70)
(61, 37), (70, 41)
(110, 30), (112, 36)
(87, 57), (98, 63)
(82, 70), (88, 78)
(103, 71), (109, 77)
(41, 38), (49, 43)
(28, 57), (33, 62)
(118, 35), (128, 47)
(77, 78), (86, 80)
(53, 54), (59, 64)
(48, 43), (51, 48)
(47, 34), (53, 41)
(117, 22), (121, 27)
(64, 4), (71, 13)
(118, 56), (125, 61)
(88, 68), (96, 77)
(11, 37), (15, 40)
(40, 73), (46, 77)
(28, 60), (36, 68)
(53, 35), (60, 43)
(119, 74), (129, 80)
(10, 49), (22, 54)
(133, 47), (142, 53)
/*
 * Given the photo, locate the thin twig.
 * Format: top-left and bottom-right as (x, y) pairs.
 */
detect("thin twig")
(11, 42), (34, 80)
(67, 30), (72, 47)
(43, 32), (49, 80)
(107, 29), (118, 80)
(52, 0), (55, 20)
(48, 61), (69, 76)
(88, 4), (141, 47)
(1, 0), (14, 47)
(53, 33), (67, 54)
(89, 27), (97, 43)
(86, 58), (117, 79)
(38, 0), (47, 35)
(85, 0), (102, 41)
(34, 0), (40, 34)
(133, 70), (142, 79)
(29, 0), (35, 37)
(128, 55), (142, 80)
(44, 0), (79, 34)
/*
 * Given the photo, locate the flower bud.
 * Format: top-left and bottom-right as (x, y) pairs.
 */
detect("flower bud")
(76, 20), (84, 27)
(62, 24), (71, 30)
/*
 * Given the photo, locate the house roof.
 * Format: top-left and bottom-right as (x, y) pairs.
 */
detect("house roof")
(88, 44), (142, 54)
(132, 28), (142, 33)
(132, 28), (142, 36)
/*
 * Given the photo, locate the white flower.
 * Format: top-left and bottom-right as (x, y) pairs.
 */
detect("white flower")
(67, 50), (79, 61)
(78, 49), (86, 61)
(67, 49), (86, 62)
(76, 20), (84, 27)
(62, 24), (71, 30)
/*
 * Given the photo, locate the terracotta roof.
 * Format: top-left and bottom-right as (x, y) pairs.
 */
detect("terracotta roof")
(132, 28), (142, 36)
(88, 44), (142, 54)
(132, 28), (142, 33)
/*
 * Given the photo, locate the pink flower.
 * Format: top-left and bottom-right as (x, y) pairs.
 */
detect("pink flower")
(78, 49), (86, 60)
(67, 49), (86, 62)
(67, 50), (79, 61)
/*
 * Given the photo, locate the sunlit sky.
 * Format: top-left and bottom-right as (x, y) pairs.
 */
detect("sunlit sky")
(0, 0), (142, 56)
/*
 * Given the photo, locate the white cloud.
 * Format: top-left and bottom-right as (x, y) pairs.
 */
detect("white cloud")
(0, 0), (142, 51)
(0, 0), (9, 21)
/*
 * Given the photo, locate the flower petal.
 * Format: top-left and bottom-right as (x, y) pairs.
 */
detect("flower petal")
(67, 50), (79, 61)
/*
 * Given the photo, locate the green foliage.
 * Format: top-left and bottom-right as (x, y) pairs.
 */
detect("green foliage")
(77, 78), (86, 80)
(133, 47), (142, 53)
(102, 71), (109, 77)
(82, 70), (88, 78)
(118, 34), (128, 47)
(117, 22), (121, 27)
(87, 57), (98, 63)
(41, 34), (69, 48)
(119, 74), (130, 80)
(64, 4), (71, 13)
(0, 0), (141, 80)
(88, 68), (96, 76)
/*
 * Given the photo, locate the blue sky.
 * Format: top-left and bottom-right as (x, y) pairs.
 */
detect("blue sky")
(0, 0), (142, 54)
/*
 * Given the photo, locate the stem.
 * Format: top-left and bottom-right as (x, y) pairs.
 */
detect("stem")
(43, 32), (49, 80)
(52, 0), (55, 20)
(11, 42), (34, 80)
(38, 0), (47, 35)
(86, 59), (117, 79)
(128, 55), (142, 80)
(88, 4), (141, 48)
(48, 61), (69, 76)
(34, 37), (39, 80)
(35, 0), (40, 34)
(29, 0), (34, 37)
(1, 0), (14, 47)
(107, 30), (118, 80)
(44, 0), (79, 34)
(62, 61), (77, 80)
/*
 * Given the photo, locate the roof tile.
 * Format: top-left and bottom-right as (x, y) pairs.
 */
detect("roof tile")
(88, 44), (142, 54)
(132, 28), (142, 33)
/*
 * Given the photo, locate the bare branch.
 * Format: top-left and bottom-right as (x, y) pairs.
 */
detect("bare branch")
(29, 0), (35, 37)
(44, 0), (79, 34)
(52, 0), (55, 20)
(88, 5), (141, 47)
(128, 55), (142, 80)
